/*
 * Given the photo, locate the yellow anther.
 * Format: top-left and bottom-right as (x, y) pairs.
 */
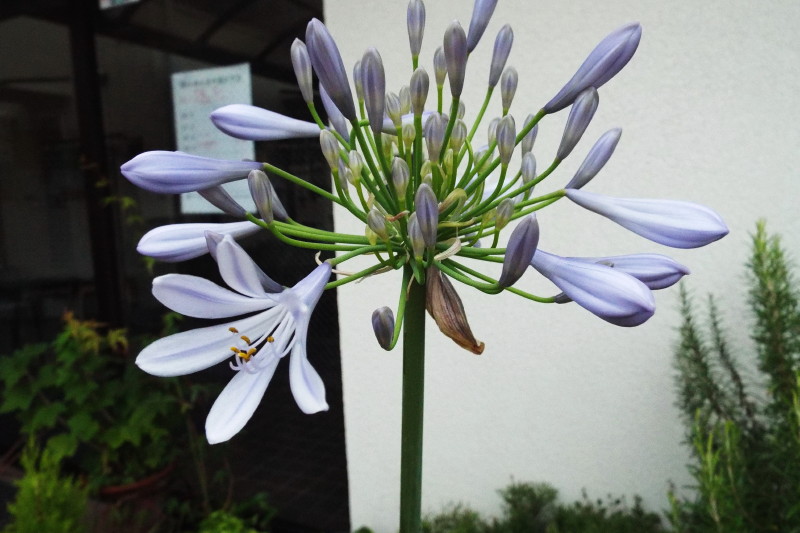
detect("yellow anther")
(240, 335), (252, 345)
(229, 327), (239, 334)
(247, 347), (257, 356)
(267, 336), (275, 343)
(229, 346), (240, 354)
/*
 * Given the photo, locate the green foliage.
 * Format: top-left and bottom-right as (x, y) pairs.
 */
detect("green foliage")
(671, 220), (800, 532)
(197, 510), (262, 533)
(420, 481), (664, 533)
(0, 313), (181, 489)
(2, 440), (89, 533)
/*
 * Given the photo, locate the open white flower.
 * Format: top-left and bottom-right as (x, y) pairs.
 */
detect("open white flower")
(136, 233), (332, 444)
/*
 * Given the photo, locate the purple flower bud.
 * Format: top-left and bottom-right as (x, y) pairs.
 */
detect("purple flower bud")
(521, 152), (537, 184)
(488, 24), (513, 88)
(433, 46), (447, 87)
(544, 23), (642, 113)
(353, 60), (363, 101)
(372, 306), (395, 350)
(197, 186), (247, 218)
(361, 47), (386, 138)
(399, 86), (411, 115)
(348, 150), (365, 180)
(407, 0), (426, 57)
(407, 213), (425, 259)
(450, 119), (468, 153)
(306, 18), (357, 120)
(392, 157), (410, 197)
(556, 87), (599, 160)
(319, 84), (350, 143)
(573, 253), (690, 290)
(565, 128), (622, 190)
(487, 117), (499, 145)
(498, 214), (539, 288)
(210, 104), (319, 141)
(121, 151), (261, 194)
(386, 91), (402, 127)
(531, 249), (655, 326)
(443, 21), (468, 98)
(565, 188), (729, 249)
(424, 113), (446, 163)
(367, 207), (390, 240)
(521, 114), (538, 154)
(495, 198), (515, 230)
(410, 68), (430, 116)
(414, 183), (439, 247)
(500, 66), (518, 113)
(137, 221), (260, 262)
(496, 115), (516, 166)
(466, 0), (498, 53)
(291, 39), (314, 104)
(247, 169), (287, 224)
(319, 129), (341, 170)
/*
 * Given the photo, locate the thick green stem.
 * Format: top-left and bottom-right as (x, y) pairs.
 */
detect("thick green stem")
(400, 272), (426, 533)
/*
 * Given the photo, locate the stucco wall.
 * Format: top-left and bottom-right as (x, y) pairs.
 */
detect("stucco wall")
(326, 1), (800, 530)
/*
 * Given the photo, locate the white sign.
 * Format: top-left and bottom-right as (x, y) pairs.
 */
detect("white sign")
(171, 63), (255, 214)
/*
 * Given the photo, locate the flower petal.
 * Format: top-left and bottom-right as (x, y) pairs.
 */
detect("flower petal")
(566, 188), (729, 249)
(136, 312), (275, 376)
(210, 104), (319, 141)
(574, 253), (690, 290)
(531, 249), (655, 327)
(137, 221), (260, 262)
(215, 234), (280, 297)
(121, 151), (261, 194)
(288, 329), (328, 414)
(152, 274), (272, 318)
(205, 355), (280, 444)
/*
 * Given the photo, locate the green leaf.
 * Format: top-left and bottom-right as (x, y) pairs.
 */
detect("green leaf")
(0, 383), (37, 414)
(67, 411), (100, 441)
(25, 402), (66, 433)
(46, 433), (79, 461)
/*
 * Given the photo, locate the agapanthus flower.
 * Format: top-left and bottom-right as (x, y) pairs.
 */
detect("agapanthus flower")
(210, 104), (319, 141)
(121, 0), (727, 448)
(136, 233), (331, 443)
(531, 249), (655, 326)
(566, 188), (729, 248)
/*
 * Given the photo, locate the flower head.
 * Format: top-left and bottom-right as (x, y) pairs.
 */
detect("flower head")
(136, 233), (331, 443)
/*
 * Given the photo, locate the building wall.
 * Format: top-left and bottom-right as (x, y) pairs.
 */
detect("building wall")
(326, 1), (800, 531)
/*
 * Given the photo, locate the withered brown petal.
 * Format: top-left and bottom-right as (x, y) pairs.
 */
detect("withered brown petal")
(425, 267), (485, 354)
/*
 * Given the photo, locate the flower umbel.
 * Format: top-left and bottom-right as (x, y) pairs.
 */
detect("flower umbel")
(121, 0), (726, 445)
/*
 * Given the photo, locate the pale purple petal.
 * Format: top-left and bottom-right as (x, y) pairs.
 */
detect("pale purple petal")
(215, 234), (279, 297)
(136, 313), (272, 376)
(210, 104), (319, 141)
(531, 249), (655, 327)
(121, 151), (261, 194)
(575, 253), (690, 290)
(288, 326), (329, 414)
(205, 354), (280, 444)
(137, 221), (260, 262)
(284, 262), (332, 310)
(566, 188), (729, 249)
(152, 274), (272, 318)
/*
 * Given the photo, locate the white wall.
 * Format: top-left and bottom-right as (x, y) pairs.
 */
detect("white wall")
(326, 1), (800, 531)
